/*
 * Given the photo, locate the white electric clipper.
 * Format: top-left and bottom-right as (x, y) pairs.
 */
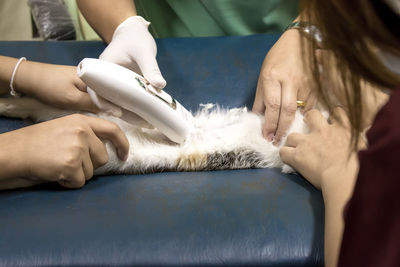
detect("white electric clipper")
(77, 58), (193, 144)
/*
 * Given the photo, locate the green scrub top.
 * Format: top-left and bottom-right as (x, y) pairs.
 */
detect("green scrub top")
(135, 0), (298, 38)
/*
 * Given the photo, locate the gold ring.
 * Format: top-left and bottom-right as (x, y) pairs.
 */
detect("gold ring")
(296, 100), (306, 108)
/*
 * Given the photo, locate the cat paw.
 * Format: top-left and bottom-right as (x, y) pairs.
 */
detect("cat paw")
(0, 98), (29, 119)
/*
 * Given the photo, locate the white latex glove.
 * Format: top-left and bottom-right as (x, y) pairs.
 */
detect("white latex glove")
(87, 16), (163, 128)
(100, 16), (166, 90)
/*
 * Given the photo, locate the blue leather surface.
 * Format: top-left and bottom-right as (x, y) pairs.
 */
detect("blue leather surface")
(0, 35), (324, 266)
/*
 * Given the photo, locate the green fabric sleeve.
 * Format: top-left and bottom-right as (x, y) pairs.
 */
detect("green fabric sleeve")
(135, 0), (298, 38)
(65, 0), (298, 40)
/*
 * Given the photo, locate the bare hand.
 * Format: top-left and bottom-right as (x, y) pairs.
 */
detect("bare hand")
(252, 30), (316, 145)
(279, 108), (360, 191)
(15, 61), (99, 113)
(0, 115), (129, 189)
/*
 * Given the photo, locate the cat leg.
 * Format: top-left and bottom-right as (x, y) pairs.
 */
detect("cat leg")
(176, 151), (208, 171)
(0, 97), (75, 121)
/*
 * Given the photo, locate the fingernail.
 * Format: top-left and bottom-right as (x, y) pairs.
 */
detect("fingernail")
(267, 133), (275, 142)
(149, 75), (167, 90)
(118, 150), (128, 161)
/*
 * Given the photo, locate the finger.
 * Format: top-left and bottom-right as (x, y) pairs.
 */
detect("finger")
(296, 82), (317, 113)
(252, 81), (265, 114)
(81, 151), (94, 181)
(87, 130), (109, 169)
(331, 106), (351, 129)
(274, 81), (298, 144)
(262, 79), (282, 141)
(59, 167), (86, 189)
(73, 90), (101, 113)
(284, 133), (305, 148)
(74, 77), (87, 92)
(303, 92), (317, 112)
(83, 116), (129, 161)
(303, 109), (328, 131)
(279, 146), (297, 166)
(136, 54), (166, 90)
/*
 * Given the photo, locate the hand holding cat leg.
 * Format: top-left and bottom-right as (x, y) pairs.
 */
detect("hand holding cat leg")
(0, 115), (129, 189)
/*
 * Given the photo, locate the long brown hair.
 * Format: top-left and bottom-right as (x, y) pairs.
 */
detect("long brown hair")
(300, 0), (400, 149)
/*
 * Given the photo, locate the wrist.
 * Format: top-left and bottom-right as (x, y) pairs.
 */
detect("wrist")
(13, 60), (44, 96)
(112, 16), (150, 41)
(320, 161), (359, 206)
(0, 132), (29, 180)
(0, 56), (27, 96)
(285, 21), (323, 44)
(9, 57), (26, 97)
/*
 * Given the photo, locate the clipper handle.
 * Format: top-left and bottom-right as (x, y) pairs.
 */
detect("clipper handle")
(77, 58), (193, 144)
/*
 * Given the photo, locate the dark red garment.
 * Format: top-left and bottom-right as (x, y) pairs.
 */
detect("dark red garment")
(338, 89), (400, 267)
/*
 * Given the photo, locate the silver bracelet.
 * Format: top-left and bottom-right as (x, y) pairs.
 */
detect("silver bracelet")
(9, 57), (26, 97)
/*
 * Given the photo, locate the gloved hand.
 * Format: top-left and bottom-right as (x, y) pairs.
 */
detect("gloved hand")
(100, 16), (166, 90)
(87, 16), (163, 128)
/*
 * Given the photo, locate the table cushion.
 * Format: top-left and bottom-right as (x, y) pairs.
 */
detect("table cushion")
(0, 35), (324, 266)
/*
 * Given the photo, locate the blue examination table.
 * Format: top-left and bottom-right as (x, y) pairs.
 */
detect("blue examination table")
(0, 35), (324, 266)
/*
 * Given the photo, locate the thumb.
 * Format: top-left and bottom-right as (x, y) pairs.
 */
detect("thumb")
(87, 87), (123, 117)
(74, 91), (101, 113)
(303, 109), (328, 131)
(331, 106), (351, 129)
(136, 54), (167, 90)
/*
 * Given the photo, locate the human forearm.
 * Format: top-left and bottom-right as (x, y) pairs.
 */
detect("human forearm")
(0, 101), (42, 190)
(1, 56), (60, 97)
(322, 187), (350, 267)
(0, 56), (99, 112)
(321, 160), (359, 267)
(0, 56), (49, 97)
(280, 108), (360, 267)
(0, 56), (20, 95)
(0, 56), (53, 97)
(77, 0), (137, 43)
(0, 131), (30, 186)
(0, 178), (42, 190)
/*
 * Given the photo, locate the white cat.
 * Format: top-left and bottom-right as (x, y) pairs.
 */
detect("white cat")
(0, 97), (309, 175)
